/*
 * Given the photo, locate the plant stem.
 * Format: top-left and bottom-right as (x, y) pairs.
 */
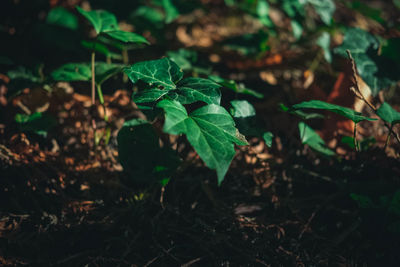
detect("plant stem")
(346, 50), (400, 146)
(353, 123), (358, 152)
(91, 51), (96, 105)
(122, 48), (129, 83)
(384, 124), (393, 150)
(96, 84), (108, 122)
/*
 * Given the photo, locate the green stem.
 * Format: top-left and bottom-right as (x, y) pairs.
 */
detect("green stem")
(384, 124), (393, 150)
(96, 84), (108, 122)
(91, 51), (96, 105)
(353, 123), (359, 152)
(122, 48), (129, 83)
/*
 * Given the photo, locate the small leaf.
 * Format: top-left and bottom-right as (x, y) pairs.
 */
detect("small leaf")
(132, 89), (168, 103)
(124, 58), (183, 90)
(307, 0), (335, 25)
(350, 193), (377, 209)
(377, 102), (400, 125)
(162, 0), (179, 23)
(51, 63), (91, 81)
(299, 122), (335, 156)
(103, 30), (149, 44)
(230, 100), (256, 118)
(291, 20), (303, 40)
(263, 132), (274, 147)
(117, 118), (179, 183)
(257, 0), (272, 27)
(81, 40), (122, 60)
(167, 49), (197, 71)
(316, 32), (332, 63)
(47, 7), (78, 30)
(15, 112), (57, 137)
(76, 6), (118, 34)
(157, 99), (247, 185)
(95, 63), (124, 85)
(293, 100), (376, 123)
(172, 78), (221, 105)
(209, 75), (263, 99)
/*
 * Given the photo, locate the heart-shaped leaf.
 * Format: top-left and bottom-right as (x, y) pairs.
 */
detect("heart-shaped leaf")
(125, 58), (183, 90)
(292, 100), (376, 123)
(47, 7), (78, 30)
(263, 132), (274, 147)
(117, 118), (179, 184)
(76, 6), (118, 34)
(51, 62), (123, 86)
(307, 0), (335, 25)
(377, 102), (400, 125)
(334, 27), (397, 95)
(128, 59), (221, 105)
(299, 122), (335, 156)
(157, 99), (247, 185)
(230, 100), (256, 118)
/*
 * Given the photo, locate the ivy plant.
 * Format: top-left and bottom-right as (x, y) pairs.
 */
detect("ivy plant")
(119, 57), (248, 185)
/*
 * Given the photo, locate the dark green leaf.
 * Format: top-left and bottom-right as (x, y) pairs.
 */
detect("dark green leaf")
(316, 32), (332, 63)
(117, 118), (179, 183)
(15, 112), (57, 137)
(76, 6), (118, 34)
(157, 100), (247, 184)
(263, 132), (274, 147)
(172, 78), (221, 105)
(125, 58), (183, 90)
(299, 122), (335, 156)
(162, 0), (179, 23)
(293, 100), (376, 123)
(230, 100), (256, 118)
(103, 30), (149, 44)
(377, 102), (400, 125)
(132, 89), (168, 103)
(209, 75), (263, 99)
(307, 0), (335, 25)
(350, 193), (377, 209)
(47, 7), (78, 30)
(167, 49), (197, 71)
(51, 63), (91, 81)
(81, 40), (122, 60)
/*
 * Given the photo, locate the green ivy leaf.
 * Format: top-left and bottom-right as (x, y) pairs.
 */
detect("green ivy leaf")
(263, 132), (274, 147)
(230, 100), (256, 118)
(307, 0), (335, 25)
(377, 102), (400, 125)
(162, 0), (179, 23)
(125, 58), (183, 90)
(316, 32), (332, 63)
(76, 6), (118, 34)
(103, 30), (149, 44)
(257, 0), (272, 27)
(51, 63), (91, 81)
(299, 122), (335, 156)
(52, 62), (123, 86)
(167, 49), (197, 71)
(171, 78), (221, 105)
(15, 112), (57, 137)
(334, 27), (397, 95)
(293, 100), (376, 123)
(209, 75), (264, 99)
(47, 7), (78, 30)
(117, 118), (179, 183)
(132, 89), (168, 103)
(157, 99), (247, 185)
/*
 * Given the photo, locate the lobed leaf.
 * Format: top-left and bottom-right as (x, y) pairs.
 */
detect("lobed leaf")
(76, 6), (118, 34)
(157, 100), (247, 185)
(377, 102), (400, 125)
(125, 58), (183, 90)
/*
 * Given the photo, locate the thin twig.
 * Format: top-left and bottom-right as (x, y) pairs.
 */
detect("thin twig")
(346, 50), (400, 145)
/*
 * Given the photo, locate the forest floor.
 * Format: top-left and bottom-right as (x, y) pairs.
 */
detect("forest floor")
(1, 1), (400, 266)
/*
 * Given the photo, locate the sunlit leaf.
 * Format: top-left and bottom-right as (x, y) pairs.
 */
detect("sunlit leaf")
(157, 100), (247, 185)
(307, 0), (335, 25)
(293, 100), (376, 123)
(76, 6), (118, 34)
(162, 0), (179, 23)
(125, 58), (183, 90)
(103, 30), (149, 44)
(299, 122), (335, 156)
(263, 132), (274, 147)
(376, 102), (400, 125)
